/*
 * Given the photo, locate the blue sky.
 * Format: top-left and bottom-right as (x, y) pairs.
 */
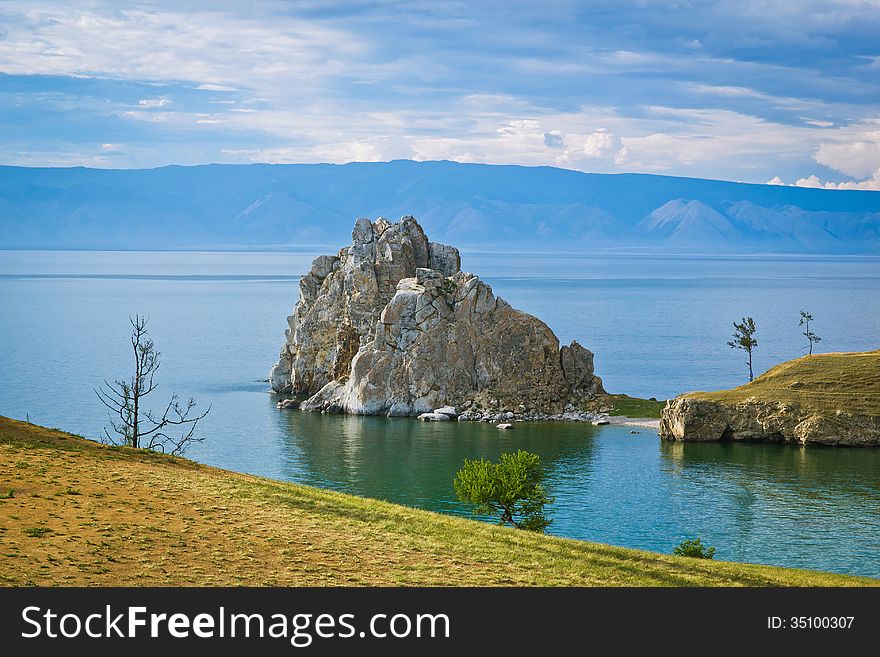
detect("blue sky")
(1, 0), (879, 188)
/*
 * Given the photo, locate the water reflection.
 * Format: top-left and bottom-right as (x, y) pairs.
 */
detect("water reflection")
(268, 401), (880, 577)
(658, 441), (880, 575)
(273, 400), (599, 516)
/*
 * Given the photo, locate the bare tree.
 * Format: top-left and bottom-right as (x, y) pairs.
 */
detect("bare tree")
(95, 315), (210, 455)
(728, 316), (758, 382)
(799, 309), (822, 355)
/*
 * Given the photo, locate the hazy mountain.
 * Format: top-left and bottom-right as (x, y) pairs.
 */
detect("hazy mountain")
(636, 199), (741, 246)
(1, 160), (878, 252)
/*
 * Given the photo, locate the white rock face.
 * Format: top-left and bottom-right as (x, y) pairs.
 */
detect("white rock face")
(271, 216), (604, 416)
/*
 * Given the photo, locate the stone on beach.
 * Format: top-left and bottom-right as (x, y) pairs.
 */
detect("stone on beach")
(433, 406), (458, 418)
(418, 412), (452, 422)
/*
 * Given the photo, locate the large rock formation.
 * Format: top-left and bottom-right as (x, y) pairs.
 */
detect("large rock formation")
(660, 397), (880, 447)
(270, 216), (603, 416)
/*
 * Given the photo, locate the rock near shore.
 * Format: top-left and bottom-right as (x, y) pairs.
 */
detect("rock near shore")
(270, 216), (604, 416)
(659, 397), (880, 446)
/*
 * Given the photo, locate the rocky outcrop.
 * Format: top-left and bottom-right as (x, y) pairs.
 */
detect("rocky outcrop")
(660, 397), (880, 446)
(270, 216), (604, 417)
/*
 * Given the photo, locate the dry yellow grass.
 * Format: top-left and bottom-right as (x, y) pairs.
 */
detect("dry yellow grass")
(0, 416), (873, 587)
(691, 350), (880, 416)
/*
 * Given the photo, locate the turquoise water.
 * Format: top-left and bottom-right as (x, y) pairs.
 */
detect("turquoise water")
(1, 250), (879, 577)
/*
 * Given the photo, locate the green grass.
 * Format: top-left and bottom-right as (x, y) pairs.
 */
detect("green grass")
(584, 393), (666, 418)
(0, 415), (874, 587)
(602, 394), (667, 418)
(690, 350), (880, 416)
(23, 527), (52, 538)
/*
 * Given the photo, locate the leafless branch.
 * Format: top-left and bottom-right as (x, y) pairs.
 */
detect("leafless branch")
(96, 315), (210, 456)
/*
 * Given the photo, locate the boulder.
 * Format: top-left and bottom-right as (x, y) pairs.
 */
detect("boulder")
(272, 216), (605, 417)
(496, 423), (514, 430)
(418, 412), (452, 422)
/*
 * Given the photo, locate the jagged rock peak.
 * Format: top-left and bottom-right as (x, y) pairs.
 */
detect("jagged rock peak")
(270, 215), (603, 416)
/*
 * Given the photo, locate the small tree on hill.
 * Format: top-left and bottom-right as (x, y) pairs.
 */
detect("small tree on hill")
(454, 450), (552, 532)
(799, 309), (822, 355)
(95, 315), (210, 456)
(728, 316), (758, 382)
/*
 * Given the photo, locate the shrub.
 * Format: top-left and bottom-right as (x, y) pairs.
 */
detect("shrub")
(674, 537), (716, 559)
(23, 527), (52, 538)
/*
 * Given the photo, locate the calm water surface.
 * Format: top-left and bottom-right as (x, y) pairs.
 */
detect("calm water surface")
(0, 250), (878, 577)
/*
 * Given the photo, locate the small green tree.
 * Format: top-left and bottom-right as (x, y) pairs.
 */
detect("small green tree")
(799, 309), (822, 355)
(454, 450), (552, 532)
(673, 537), (716, 559)
(728, 316), (758, 381)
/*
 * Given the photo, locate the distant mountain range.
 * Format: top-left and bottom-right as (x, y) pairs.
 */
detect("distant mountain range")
(1, 160), (878, 253)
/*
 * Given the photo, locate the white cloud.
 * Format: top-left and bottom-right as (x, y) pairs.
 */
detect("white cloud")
(609, 107), (818, 175)
(766, 176), (784, 185)
(582, 131), (614, 157)
(775, 170), (880, 191)
(123, 110), (172, 123)
(0, 5), (366, 96)
(196, 84), (237, 92)
(222, 138), (407, 165)
(803, 118), (833, 127)
(508, 119), (540, 130)
(611, 50), (653, 65)
(795, 174), (823, 188)
(138, 98), (169, 108)
(689, 84), (766, 98)
(814, 131), (880, 178)
(831, 169), (880, 190)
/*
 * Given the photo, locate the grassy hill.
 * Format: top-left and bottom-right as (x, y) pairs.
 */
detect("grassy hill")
(0, 416), (873, 586)
(690, 350), (880, 416)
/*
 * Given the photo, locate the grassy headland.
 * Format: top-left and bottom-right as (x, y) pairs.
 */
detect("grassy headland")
(0, 416), (873, 587)
(689, 350), (880, 416)
(583, 394), (667, 418)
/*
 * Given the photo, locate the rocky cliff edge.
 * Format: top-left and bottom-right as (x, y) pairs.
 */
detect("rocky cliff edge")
(659, 351), (880, 446)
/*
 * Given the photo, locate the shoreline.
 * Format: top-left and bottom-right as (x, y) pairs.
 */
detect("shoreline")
(606, 416), (661, 430)
(1, 416), (873, 587)
(277, 396), (663, 429)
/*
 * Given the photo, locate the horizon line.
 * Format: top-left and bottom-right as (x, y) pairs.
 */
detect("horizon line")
(2, 158), (877, 194)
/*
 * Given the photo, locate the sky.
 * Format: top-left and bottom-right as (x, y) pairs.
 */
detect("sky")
(0, 0), (879, 188)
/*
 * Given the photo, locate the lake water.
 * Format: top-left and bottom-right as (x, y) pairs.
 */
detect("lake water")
(1, 249), (879, 578)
